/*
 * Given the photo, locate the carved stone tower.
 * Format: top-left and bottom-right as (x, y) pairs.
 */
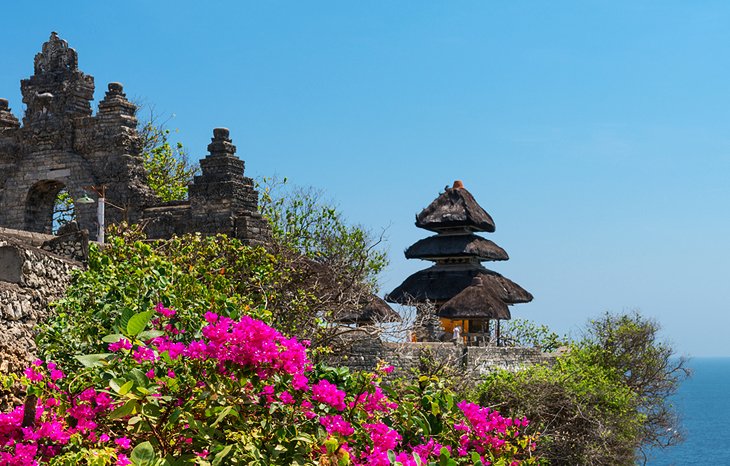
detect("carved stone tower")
(0, 32), (157, 239)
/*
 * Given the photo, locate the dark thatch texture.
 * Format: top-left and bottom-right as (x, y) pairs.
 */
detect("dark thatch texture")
(415, 185), (496, 233)
(335, 294), (402, 325)
(438, 276), (512, 320)
(385, 266), (533, 305)
(405, 234), (509, 261)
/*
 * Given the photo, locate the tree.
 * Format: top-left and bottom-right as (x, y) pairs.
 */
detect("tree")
(581, 312), (689, 459)
(51, 189), (75, 234)
(139, 122), (198, 202)
(136, 108), (199, 202)
(500, 318), (569, 353)
(258, 177), (388, 291)
(477, 311), (689, 466)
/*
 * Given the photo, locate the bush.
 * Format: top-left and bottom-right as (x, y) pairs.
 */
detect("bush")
(38, 226), (376, 370)
(2, 305), (540, 465)
(477, 311), (688, 465)
(478, 347), (641, 465)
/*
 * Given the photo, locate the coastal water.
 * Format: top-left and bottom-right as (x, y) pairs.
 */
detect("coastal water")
(647, 357), (730, 465)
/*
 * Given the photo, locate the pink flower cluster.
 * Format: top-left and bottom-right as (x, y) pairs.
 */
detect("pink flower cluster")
(311, 379), (347, 411)
(0, 304), (538, 465)
(0, 361), (129, 465)
(196, 313), (310, 378)
(454, 401), (531, 459)
(320, 415), (354, 436)
(350, 385), (398, 414)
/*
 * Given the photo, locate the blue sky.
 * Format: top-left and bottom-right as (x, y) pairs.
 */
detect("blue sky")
(3, 1), (730, 356)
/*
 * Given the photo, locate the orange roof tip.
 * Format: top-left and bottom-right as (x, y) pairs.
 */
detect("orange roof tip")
(452, 180), (464, 189)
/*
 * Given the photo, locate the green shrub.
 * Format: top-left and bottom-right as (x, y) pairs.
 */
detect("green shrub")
(38, 226), (323, 369)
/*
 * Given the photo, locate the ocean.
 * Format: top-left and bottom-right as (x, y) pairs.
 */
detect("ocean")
(646, 357), (730, 465)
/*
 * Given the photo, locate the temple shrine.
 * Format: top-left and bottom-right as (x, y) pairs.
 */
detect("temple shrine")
(386, 181), (533, 345)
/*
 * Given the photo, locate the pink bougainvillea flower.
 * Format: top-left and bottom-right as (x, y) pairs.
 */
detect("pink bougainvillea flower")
(24, 367), (43, 382)
(311, 379), (346, 411)
(108, 338), (132, 352)
(155, 302), (176, 318)
(320, 414), (355, 436)
(115, 436), (131, 449)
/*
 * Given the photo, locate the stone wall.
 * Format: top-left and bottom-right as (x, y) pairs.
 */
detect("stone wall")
(40, 229), (89, 262)
(327, 330), (552, 378)
(0, 237), (80, 378)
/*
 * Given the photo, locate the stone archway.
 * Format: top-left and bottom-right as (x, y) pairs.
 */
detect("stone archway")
(24, 180), (67, 234)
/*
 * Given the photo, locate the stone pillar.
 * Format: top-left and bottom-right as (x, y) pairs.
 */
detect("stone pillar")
(187, 128), (269, 243)
(97, 83), (137, 128)
(189, 128), (247, 207)
(0, 99), (20, 129)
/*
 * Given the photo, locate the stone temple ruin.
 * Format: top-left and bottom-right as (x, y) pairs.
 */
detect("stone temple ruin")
(0, 32), (268, 244)
(0, 33), (269, 382)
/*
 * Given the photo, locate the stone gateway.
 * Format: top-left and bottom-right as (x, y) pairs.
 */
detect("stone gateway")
(0, 33), (269, 244)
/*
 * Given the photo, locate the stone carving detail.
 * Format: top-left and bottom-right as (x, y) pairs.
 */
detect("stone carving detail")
(33, 32), (78, 74)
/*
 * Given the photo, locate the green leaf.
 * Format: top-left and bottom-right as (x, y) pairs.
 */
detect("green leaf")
(211, 405), (237, 427)
(118, 380), (134, 396)
(130, 441), (155, 465)
(212, 445), (233, 466)
(102, 334), (125, 343)
(324, 437), (339, 455)
(120, 307), (135, 333)
(109, 400), (138, 420)
(127, 310), (154, 337)
(109, 378), (124, 393)
(74, 353), (113, 368)
(137, 330), (165, 341)
(129, 368), (148, 387)
(439, 447), (451, 466)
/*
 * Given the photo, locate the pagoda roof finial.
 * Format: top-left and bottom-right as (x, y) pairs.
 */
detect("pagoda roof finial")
(415, 182), (495, 233)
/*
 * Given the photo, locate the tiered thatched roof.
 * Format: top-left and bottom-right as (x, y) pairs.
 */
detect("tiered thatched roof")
(388, 180), (532, 324)
(439, 277), (511, 320)
(336, 294), (402, 325)
(405, 234), (508, 261)
(415, 180), (496, 233)
(386, 266), (532, 305)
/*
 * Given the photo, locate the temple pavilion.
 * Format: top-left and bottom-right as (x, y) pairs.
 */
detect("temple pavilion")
(386, 181), (533, 345)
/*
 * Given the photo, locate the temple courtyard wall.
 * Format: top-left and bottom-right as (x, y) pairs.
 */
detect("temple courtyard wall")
(325, 331), (554, 377)
(0, 229), (83, 377)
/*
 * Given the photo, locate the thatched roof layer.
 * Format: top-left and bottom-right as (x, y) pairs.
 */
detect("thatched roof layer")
(336, 294), (402, 325)
(385, 266), (533, 305)
(415, 184), (495, 233)
(438, 276), (512, 320)
(405, 234), (509, 261)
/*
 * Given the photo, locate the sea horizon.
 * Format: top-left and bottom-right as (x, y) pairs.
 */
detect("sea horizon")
(647, 357), (730, 465)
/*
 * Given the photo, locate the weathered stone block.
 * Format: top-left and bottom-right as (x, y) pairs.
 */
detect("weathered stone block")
(0, 246), (23, 284)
